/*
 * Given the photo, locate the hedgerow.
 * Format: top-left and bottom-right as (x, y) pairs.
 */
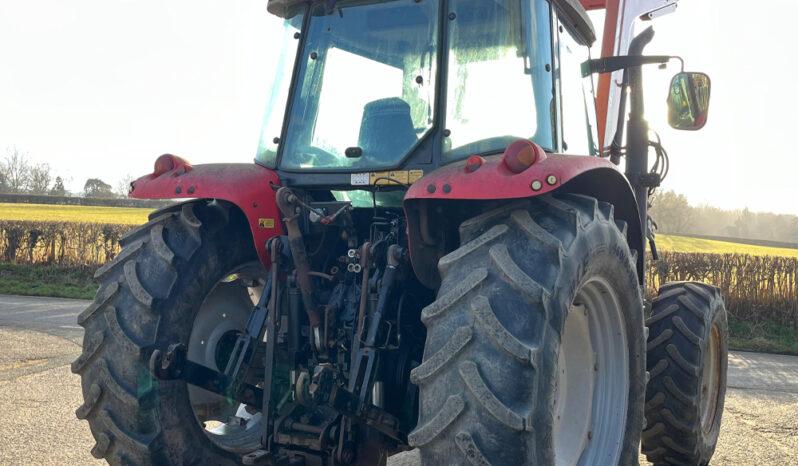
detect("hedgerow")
(1, 220), (796, 328)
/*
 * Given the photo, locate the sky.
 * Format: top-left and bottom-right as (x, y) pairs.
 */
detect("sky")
(0, 0), (795, 214)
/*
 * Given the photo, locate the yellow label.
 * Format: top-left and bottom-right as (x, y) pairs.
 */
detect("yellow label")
(258, 218), (275, 229)
(409, 170), (424, 183)
(370, 171), (409, 185)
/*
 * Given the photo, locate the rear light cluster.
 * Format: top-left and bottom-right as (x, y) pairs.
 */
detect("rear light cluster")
(153, 154), (192, 177)
(502, 139), (546, 174)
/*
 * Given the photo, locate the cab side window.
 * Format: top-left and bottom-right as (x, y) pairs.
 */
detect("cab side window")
(557, 19), (598, 155)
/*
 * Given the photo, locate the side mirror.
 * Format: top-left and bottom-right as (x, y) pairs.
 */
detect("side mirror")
(667, 72), (711, 130)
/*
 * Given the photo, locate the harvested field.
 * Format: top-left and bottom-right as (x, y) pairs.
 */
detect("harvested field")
(657, 234), (798, 258)
(0, 202), (152, 225)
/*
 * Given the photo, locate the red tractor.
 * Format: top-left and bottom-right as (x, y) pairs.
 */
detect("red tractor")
(74, 0), (726, 464)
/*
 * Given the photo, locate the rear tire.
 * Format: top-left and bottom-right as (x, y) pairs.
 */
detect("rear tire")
(73, 201), (263, 465)
(410, 194), (646, 465)
(642, 282), (728, 465)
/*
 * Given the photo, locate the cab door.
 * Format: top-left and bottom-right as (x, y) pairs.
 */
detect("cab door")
(554, 10), (600, 156)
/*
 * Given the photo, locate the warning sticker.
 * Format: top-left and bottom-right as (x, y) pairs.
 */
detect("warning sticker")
(409, 170), (424, 183)
(370, 171), (409, 185)
(258, 218), (275, 229)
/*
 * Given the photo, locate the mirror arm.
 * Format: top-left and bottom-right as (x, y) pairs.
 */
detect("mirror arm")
(671, 55), (685, 73)
(581, 54), (673, 78)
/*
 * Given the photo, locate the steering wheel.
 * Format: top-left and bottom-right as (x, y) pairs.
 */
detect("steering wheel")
(296, 146), (340, 167)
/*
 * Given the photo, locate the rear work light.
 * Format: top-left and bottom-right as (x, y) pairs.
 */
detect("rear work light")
(153, 154), (192, 177)
(502, 139), (546, 174)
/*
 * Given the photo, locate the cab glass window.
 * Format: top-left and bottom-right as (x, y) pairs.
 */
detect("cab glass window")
(279, 0), (439, 170)
(256, 12), (304, 167)
(557, 19), (598, 155)
(443, 0), (554, 162)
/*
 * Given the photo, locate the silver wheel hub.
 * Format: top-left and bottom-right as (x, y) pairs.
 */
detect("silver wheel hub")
(700, 323), (721, 433)
(187, 263), (267, 453)
(553, 277), (629, 466)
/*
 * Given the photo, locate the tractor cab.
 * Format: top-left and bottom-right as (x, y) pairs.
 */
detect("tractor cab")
(258, 0), (596, 183)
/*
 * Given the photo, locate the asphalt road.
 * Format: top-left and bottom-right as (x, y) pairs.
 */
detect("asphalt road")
(1, 295), (796, 465)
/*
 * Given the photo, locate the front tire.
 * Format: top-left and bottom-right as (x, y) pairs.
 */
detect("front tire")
(410, 194), (646, 465)
(642, 282), (728, 465)
(73, 201), (265, 465)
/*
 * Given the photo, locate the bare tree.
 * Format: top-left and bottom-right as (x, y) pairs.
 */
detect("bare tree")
(28, 162), (52, 194)
(115, 174), (135, 198)
(1, 147), (31, 193)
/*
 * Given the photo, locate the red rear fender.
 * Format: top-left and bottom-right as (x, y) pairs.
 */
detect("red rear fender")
(403, 148), (642, 288)
(130, 158), (282, 266)
(404, 150), (622, 201)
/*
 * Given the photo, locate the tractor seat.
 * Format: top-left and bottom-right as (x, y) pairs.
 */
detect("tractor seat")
(358, 98), (418, 161)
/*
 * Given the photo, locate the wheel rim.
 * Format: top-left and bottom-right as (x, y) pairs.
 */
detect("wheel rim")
(553, 277), (629, 466)
(187, 262), (267, 453)
(700, 323), (721, 433)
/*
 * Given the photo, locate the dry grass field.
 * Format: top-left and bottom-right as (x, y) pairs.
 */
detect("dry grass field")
(0, 203), (152, 225)
(657, 234), (798, 258)
(2, 203), (798, 257)
(0, 203), (798, 258)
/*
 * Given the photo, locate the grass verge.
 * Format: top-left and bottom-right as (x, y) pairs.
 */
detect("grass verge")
(729, 320), (798, 355)
(0, 263), (96, 300)
(2, 262), (797, 356)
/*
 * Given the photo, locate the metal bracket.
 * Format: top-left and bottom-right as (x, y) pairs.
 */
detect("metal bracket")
(242, 450), (304, 466)
(327, 384), (405, 443)
(224, 274), (273, 397)
(629, 172), (662, 188)
(582, 55), (672, 77)
(149, 343), (264, 408)
(262, 237), (284, 446)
